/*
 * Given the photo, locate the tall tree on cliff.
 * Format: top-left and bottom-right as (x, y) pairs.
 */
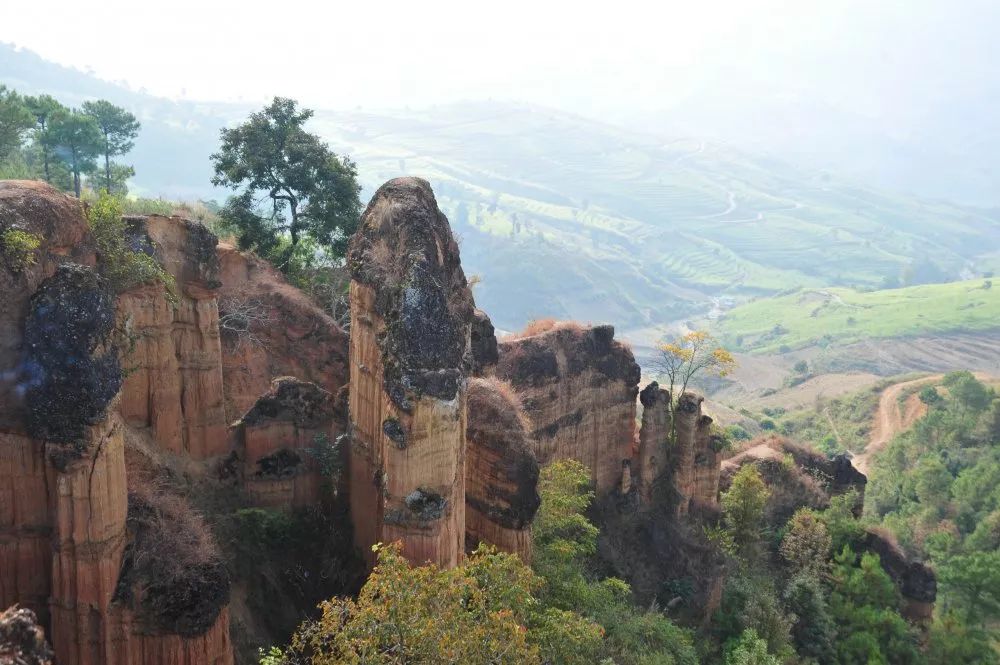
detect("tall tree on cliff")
(655, 330), (735, 443)
(0, 86), (34, 161)
(49, 109), (102, 197)
(81, 100), (140, 194)
(24, 94), (68, 183)
(210, 97), (362, 272)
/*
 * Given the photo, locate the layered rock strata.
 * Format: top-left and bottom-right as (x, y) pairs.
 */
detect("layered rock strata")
(0, 182), (234, 665)
(347, 177), (474, 567)
(117, 216), (227, 459)
(233, 377), (343, 508)
(465, 377), (540, 560)
(496, 324), (640, 493)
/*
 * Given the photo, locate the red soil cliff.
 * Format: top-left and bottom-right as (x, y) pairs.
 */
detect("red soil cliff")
(346, 177), (474, 568)
(0, 182), (233, 665)
(465, 377), (540, 560)
(496, 323), (640, 494)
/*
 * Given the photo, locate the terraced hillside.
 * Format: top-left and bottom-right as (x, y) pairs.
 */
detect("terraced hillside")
(715, 279), (1000, 354)
(310, 104), (1000, 330)
(4, 45), (1000, 332)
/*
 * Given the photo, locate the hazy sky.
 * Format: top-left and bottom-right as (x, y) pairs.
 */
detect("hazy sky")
(3, 0), (998, 119)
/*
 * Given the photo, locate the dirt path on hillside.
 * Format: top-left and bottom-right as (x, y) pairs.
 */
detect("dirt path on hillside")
(853, 372), (995, 476)
(852, 376), (938, 476)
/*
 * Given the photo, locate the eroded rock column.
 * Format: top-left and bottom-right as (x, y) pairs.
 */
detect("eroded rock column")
(465, 377), (540, 560)
(116, 216), (227, 459)
(347, 178), (474, 568)
(636, 381), (670, 505)
(496, 324), (640, 493)
(671, 393), (721, 516)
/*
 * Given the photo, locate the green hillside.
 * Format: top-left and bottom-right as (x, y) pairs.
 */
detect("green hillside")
(310, 104), (1000, 329)
(714, 279), (1000, 353)
(4, 45), (1000, 331)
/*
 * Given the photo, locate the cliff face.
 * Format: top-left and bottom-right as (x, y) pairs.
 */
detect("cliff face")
(671, 393), (723, 517)
(117, 215), (227, 459)
(216, 246), (349, 422)
(496, 324), (640, 493)
(0, 183), (234, 665)
(465, 377), (540, 560)
(636, 382), (669, 505)
(346, 177), (474, 568)
(233, 377), (343, 508)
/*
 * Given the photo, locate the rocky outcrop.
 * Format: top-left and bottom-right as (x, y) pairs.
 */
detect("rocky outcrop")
(671, 393), (723, 516)
(496, 324), (640, 493)
(721, 435), (867, 523)
(347, 177), (474, 567)
(0, 183), (234, 665)
(0, 182), (95, 430)
(117, 216), (227, 460)
(861, 529), (936, 622)
(634, 382), (722, 514)
(217, 246), (349, 422)
(465, 378), (540, 560)
(0, 605), (53, 665)
(636, 382), (669, 504)
(233, 377), (343, 508)
(470, 309), (499, 375)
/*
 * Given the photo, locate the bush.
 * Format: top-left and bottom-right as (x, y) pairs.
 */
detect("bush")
(87, 193), (177, 298)
(0, 228), (41, 272)
(280, 542), (603, 665)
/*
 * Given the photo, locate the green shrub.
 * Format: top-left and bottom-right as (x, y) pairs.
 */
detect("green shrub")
(86, 193), (177, 298)
(0, 228), (41, 272)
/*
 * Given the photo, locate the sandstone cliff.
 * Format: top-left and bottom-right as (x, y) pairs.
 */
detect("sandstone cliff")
(465, 377), (540, 560)
(496, 323), (640, 493)
(0, 182), (233, 665)
(233, 377), (343, 508)
(117, 215), (227, 459)
(346, 177), (474, 568)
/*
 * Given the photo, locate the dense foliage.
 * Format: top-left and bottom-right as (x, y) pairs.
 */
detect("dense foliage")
(0, 86), (139, 195)
(866, 371), (1000, 654)
(211, 97), (362, 273)
(86, 193), (176, 298)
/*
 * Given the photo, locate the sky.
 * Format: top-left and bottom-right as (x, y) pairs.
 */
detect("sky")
(5, 0), (996, 119)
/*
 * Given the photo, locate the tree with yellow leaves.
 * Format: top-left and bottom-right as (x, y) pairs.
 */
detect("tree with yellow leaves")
(274, 541), (602, 665)
(655, 330), (736, 443)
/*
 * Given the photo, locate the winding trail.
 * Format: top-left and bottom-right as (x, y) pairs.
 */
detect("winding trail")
(852, 376), (936, 476)
(852, 372), (994, 476)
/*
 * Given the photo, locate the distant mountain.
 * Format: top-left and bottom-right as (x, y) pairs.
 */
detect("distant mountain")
(3, 44), (1000, 334)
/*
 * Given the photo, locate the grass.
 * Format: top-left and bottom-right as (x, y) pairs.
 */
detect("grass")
(753, 380), (893, 456)
(715, 279), (1000, 353)
(309, 103), (1000, 331)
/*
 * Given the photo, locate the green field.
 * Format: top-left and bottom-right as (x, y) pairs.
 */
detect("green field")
(715, 279), (1000, 353)
(6, 37), (1000, 332)
(308, 104), (1000, 330)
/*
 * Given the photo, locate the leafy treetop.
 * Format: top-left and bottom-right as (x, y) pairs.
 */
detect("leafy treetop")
(211, 97), (362, 272)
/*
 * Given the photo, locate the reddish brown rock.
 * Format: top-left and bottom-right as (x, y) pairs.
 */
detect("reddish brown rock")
(347, 177), (474, 568)
(233, 377), (343, 508)
(636, 382), (669, 504)
(670, 393), (723, 516)
(217, 245), (349, 422)
(465, 377), (540, 560)
(0, 186), (234, 665)
(0, 181), (95, 430)
(496, 323), (640, 493)
(116, 215), (227, 459)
